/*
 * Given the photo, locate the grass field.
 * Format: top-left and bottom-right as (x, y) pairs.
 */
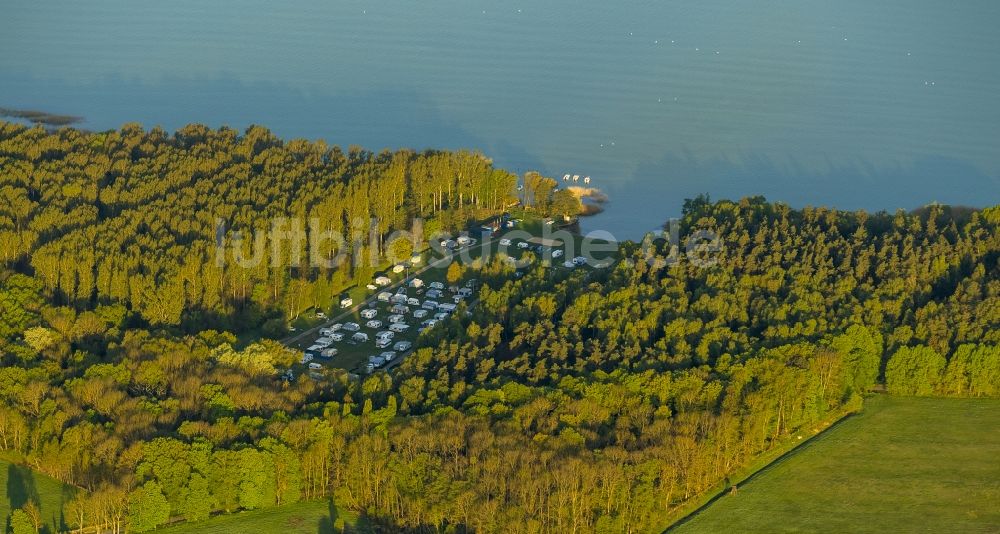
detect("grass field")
(0, 458), (75, 533)
(671, 396), (1000, 533)
(157, 499), (368, 534)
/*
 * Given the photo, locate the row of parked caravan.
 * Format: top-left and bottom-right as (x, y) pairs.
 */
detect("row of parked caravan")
(439, 234), (478, 251)
(377, 280), (472, 306)
(366, 340), (414, 373)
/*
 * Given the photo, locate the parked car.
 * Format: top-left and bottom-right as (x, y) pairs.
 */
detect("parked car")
(552, 249), (564, 258)
(499, 238), (512, 246)
(517, 241), (530, 249)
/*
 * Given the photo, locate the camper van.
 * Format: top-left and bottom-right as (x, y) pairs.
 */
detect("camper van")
(343, 322), (360, 332)
(393, 341), (412, 352)
(375, 275), (392, 286)
(429, 282), (444, 290)
(389, 322), (409, 333)
(314, 337), (334, 347)
(413, 309), (428, 319)
(308, 362), (322, 370)
(351, 332), (368, 343)
(388, 314), (405, 324)
(360, 308), (378, 319)
(422, 300), (439, 310)
(377, 291), (392, 302)
(366, 319), (383, 329)
(320, 348), (338, 358)
(340, 297), (353, 308)
(330, 332), (345, 341)
(319, 325), (341, 337)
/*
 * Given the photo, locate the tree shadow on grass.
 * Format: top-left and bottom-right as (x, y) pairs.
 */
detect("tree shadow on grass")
(5, 463), (39, 513)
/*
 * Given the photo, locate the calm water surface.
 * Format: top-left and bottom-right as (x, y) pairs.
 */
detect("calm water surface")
(3, 1), (999, 238)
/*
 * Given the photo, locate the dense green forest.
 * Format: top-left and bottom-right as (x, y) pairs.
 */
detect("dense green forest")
(1, 121), (998, 533)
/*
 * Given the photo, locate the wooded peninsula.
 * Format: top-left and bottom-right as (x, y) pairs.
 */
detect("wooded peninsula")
(0, 121), (997, 533)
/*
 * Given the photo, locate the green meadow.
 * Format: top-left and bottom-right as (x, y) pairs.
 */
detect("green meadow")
(672, 396), (1000, 533)
(0, 458), (75, 533)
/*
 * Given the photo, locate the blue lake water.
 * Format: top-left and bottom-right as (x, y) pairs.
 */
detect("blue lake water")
(2, 0), (999, 238)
